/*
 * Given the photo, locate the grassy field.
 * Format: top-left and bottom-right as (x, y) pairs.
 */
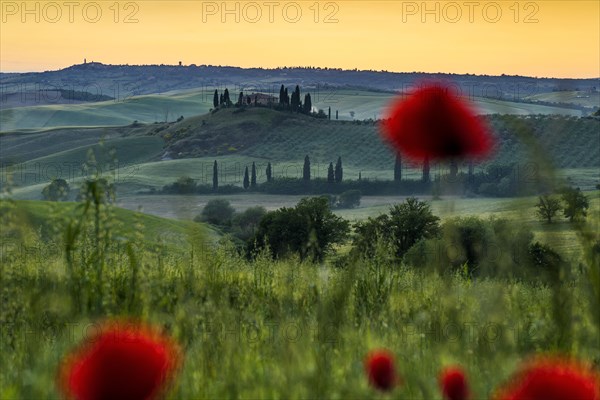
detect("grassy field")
(1, 194), (598, 399)
(1, 88), (584, 131)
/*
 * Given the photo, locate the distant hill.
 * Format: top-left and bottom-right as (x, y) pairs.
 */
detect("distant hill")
(0, 88), (586, 131)
(2, 62), (598, 107)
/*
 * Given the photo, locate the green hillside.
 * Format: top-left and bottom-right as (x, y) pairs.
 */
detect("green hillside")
(0, 89), (583, 131)
(2, 107), (599, 199)
(2, 199), (217, 249)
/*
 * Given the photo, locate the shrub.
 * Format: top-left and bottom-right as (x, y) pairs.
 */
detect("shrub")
(197, 199), (235, 226)
(338, 190), (361, 209)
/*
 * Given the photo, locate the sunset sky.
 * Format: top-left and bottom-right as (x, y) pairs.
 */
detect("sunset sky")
(1, 1), (598, 77)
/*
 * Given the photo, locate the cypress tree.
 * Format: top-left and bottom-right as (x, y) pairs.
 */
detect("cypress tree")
(334, 156), (343, 183)
(238, 92), (244, 106)
(449, 160), (458, 179)
(213, 89), (218, 108)
(212, 160), (218, 190)
(303, 93), (312, 114)
(422, 157), (430, 183)
(328, 107), (331, 120)
(284, 88), (289, 106)
(243, 166), (250, 189)
(224, 88), (230, 106)
(327, 162), (335, 183)
(303, 155), (311, 181)
(279, 85), (285, 104)
(251, 162), (257, 188)
(266, 162), (272, 182)
(358, 171), (362, 181)
(335, 110), (338, 120)
(254, 95), (258, 106)
(219, 93), (224, 105)
(394, 154), (402, 182)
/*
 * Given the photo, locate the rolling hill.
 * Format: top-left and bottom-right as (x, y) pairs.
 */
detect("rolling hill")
(2, 107), (599, 200)
(0, 88), (586, 131)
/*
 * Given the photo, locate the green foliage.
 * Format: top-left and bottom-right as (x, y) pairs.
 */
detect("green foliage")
(337, 190), (361, 209)
(1, 196), (599, 399)
(249, 197), (350, 262)
(535, 195), (562, 223)
(561, 187), (590, 222)
(198, 199), (235, 226)
(352, 197), (440, 260)
(42, 179), (70, 201)
(231, 206), (267, 241)
(169, 176), (197, 194)
(404, 217), (539, 278)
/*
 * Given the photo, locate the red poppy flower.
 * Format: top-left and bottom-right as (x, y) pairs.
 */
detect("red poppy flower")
(364, 349), (399, 391)
(494, 356), (600, 400)
(381, 83), (494, 162)
(440, 366), (470, 400)
(58, 321), (181, 400)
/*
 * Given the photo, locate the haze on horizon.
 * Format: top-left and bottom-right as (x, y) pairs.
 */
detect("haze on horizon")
(1, 1), (599, 79)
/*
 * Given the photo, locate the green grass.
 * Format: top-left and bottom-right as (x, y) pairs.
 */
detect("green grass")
(0, 91), (214, 131)
(1, 196), (598, 399)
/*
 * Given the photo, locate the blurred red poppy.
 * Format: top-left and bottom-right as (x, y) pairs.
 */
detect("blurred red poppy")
(440, 366), (470, 400)
(364, 349), (399, 391)
(59, 321), (181, 400)
(494, 356), (600, 400)
(381, 84), (494, 162)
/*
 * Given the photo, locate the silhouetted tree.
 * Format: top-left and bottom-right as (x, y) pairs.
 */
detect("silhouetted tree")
(422, 157), (430, 183)
(254, 95), (258, 106)
(358, 171), (362, 181)
(449, 160), (458, 179)
(336, 110), (338, 120)
(213, 89), (218, 108)
(303, 93), (312, 114)
(284, 88), (289, 106)
(42, 178), (70, 201)
(303, 155), (311, 181)
(328, 107), (331, 120)
(219, 93), (224, 105)
(536, 195), (562, 223)
(224, 88), (231, 106)
(251, 162), (257, 188)
(266, 162), (272, 182)
(335, 156), (343, 183)
(327, 162), (335, 183)
(279, 84), (285, 104)
(561, 187), (589, 222)
(394, 154), (402, 182)
(243, 166), (250, 189)
(213, 160), (218, 190)
(238, 91), (244, 106)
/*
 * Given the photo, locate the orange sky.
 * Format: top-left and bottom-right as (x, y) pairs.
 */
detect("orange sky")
(1, 1), (598, 77)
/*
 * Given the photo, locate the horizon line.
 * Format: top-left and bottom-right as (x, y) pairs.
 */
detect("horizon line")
(1, 62), (599, 81)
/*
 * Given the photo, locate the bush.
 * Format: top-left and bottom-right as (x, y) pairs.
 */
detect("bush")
(197, 199), (235, 226)
(337, 190), (361, 209)
(248, 197), (350, 262)
(404, 216), (536, 278)
(352, 197), (440, 260)
(232, 206), (267, 241)
(42, 178), (70, 201)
